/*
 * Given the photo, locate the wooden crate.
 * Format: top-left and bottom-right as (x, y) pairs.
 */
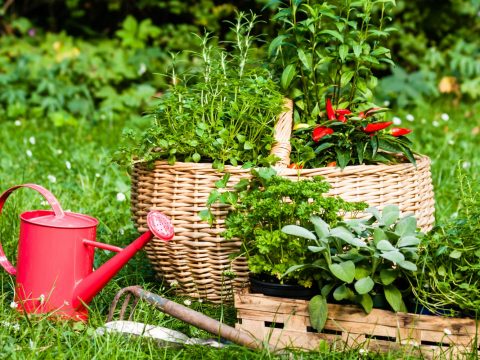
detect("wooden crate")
(234, 290), (480, 359)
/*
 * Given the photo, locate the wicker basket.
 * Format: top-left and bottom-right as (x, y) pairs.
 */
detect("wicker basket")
(131, 100), (435, 303)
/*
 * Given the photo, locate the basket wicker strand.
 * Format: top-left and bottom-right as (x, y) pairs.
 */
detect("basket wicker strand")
(131, 99), (435, 303)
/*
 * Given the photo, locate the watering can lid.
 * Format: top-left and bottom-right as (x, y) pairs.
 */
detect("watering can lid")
(23, 211), (98, 229)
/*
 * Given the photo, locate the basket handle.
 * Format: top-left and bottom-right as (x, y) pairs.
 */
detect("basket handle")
(270, 98), (293, 168)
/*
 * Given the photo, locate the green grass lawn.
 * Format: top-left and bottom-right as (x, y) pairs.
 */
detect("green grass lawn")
(0, 99), (478, 359)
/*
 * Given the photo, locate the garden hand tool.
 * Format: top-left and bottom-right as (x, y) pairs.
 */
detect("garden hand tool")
(0, 184), (174, 321)
(107, 286), (267, 350)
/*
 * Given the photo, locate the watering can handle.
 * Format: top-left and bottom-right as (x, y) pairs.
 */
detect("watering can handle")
(0, 184), (65, 275)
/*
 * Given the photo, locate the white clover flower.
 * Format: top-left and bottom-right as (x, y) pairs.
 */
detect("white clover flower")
(40, 200), (49, 206)
(26, 150), (33, 157)
(119, 228), (125, 235)
(14, 120), (22, 126)
(57, 149), (63, 155)
(10, 301), (18, 309)
(29, 136), (36, 145)
(170, 280), (179, 287)
(95, 173), (101, 178)
(47, 174), (57, 183)
(447, 139), (455, 145)
(383, 100), (390, 107)
(183, 299), (192, 306)
(198, 299), (203, 303)
(432, 120), (440, 127)
(65, 161), (72, 170)
(116, 192), (126, 202)
(12, 323), (20, 332)
(462, 161), (471, 169)
(39, 294), (45, 304)
(406, 114), (415, 122)
(392, 116), (402, 125)
(444, 328), (452, 335)
(441, 113), (450, 121)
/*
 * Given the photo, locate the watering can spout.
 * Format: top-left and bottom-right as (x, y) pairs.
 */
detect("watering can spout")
(72, 212), (174, 310)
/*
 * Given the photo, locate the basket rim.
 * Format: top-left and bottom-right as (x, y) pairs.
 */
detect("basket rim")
(134, 154), (430, 172)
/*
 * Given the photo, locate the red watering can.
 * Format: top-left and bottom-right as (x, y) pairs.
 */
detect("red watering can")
(0, 184), (174, 321)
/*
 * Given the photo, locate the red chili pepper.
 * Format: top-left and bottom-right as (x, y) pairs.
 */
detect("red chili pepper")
(287, 163), (304, 169)
(391, 127), (412, 137)
(326, 98), (336, 120)
(335, 109), (351, 115)
(363, 121), (393, 133)
(312, 126), (334, 142)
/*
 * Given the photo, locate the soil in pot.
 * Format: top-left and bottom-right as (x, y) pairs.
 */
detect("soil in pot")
(249, 274), (318, 300)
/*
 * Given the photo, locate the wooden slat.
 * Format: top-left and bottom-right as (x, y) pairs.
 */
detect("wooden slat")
(235, 290), (480, 358)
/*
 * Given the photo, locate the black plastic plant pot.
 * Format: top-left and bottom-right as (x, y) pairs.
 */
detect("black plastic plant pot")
(249, 275), (318, 300)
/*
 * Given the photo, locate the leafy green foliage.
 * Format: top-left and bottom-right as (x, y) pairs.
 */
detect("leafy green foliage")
(204, 168), (366, 287)
(0, 32), (174, 126)
(116, 13), (284, 169)
(283, 205), (422, 331)
(268, 0), (396, 122)
(412, 172), (480, 317)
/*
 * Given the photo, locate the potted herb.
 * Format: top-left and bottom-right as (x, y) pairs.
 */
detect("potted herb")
(118, 12), (285, 169)
(121, 13), (293, 302)
(282, 205), (422, 331)
(204, 167), (366, 299)
(267, 0), (416, 168)
(412, 175), (480, 317)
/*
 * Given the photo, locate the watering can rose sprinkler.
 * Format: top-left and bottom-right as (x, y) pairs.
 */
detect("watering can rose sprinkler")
(0, 184), (174, 321)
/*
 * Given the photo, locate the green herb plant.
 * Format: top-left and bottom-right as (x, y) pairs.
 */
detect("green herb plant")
(282, 205), (422, 331)
(412, 172), (480, 317)
(201, 167), (366, 287)
(117, 12), (285, 170)
(268, 0), (396, 123)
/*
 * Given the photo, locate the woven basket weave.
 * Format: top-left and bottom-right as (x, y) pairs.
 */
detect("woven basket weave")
(131, 100), (435, 303)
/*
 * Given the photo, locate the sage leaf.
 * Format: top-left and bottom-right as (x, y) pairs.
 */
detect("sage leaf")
(395, 216), (417, 236)
(380, 250), (405, 264)
(384, 285), (407, 312)
(373, 228), (387, 245)
(358, 293), (373, 313)
(282, 225), (317, 240)
(376, 240), (396, 252)
(308, 246), (326, 253)
(398, 260), (417, 271)
(333, 284), (354, 301)
(382, 205), (400, 227)
(329, 261), (355, 283)
(354, 276), (374, 295)
(397, 236), (420, 248)
(380, 269), (398, 285)
(308, 295), (328, 331)
(310, 216), (330, 239)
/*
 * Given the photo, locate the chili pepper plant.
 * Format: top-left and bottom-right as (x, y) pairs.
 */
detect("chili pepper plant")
(268, 0), (416, 169)
(290, 99), (416, 169)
